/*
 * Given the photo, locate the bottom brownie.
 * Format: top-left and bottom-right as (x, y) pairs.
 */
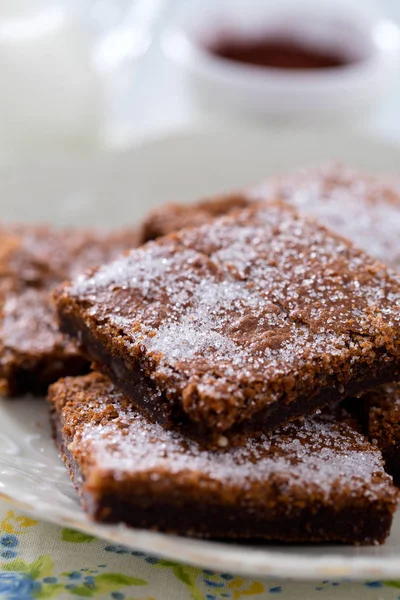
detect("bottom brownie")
(48, 373), (398, 544)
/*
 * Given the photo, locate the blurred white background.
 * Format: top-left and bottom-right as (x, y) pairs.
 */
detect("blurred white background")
(1, 0), (400, 159)
(130, 0), (400, 143)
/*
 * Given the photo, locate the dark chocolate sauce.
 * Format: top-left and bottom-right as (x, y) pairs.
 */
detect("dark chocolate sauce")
(209, 37), (353, 70)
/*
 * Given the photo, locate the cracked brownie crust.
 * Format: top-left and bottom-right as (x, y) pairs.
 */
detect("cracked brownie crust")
(56, 202), (400, 433)
(48, 373), (398, 543)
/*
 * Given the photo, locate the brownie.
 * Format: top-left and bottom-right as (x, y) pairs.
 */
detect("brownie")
(250, 162), (400, 271)
(142, 163), (400, 272)
(48, 372), (398, 543)
(141, 193), (250, 242)
(0, 224), (139, 395)
(55, 201), (400, 433)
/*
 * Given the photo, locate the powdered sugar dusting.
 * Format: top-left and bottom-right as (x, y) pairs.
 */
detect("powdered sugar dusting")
(146, 279), (266, 364)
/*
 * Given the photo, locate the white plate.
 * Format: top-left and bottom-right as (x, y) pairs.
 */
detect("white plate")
(2, 126), (400, 581)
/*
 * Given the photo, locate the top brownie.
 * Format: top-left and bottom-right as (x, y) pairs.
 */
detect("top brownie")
(55, 201), (400, 432)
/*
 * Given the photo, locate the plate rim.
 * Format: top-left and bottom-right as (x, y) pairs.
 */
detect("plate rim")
(1, 489), (400, 582)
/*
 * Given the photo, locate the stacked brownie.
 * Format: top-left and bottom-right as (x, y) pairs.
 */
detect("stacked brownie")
(49, 183), (400, 544)
(5, 162), (400, 544)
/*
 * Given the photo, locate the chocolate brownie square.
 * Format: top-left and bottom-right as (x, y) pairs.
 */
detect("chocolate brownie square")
(0, 224), (139, 395)
(48, 372), (398, 543)
(55, 201), (400, 433)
